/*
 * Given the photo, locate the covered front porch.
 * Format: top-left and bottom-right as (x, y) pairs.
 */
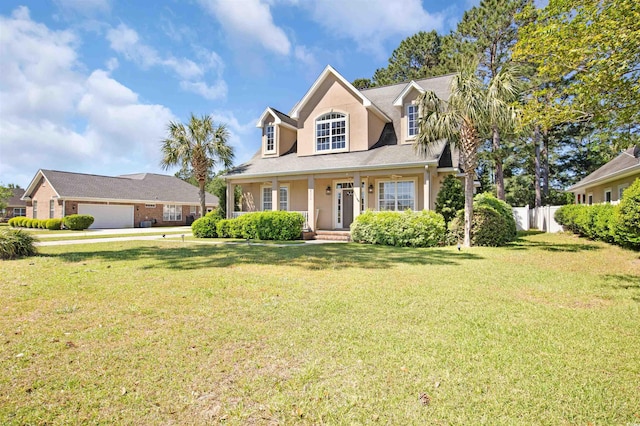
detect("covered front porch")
(225, 165), (446, 233)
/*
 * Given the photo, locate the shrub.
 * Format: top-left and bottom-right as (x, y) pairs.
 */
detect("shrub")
(46, 218), (63, 231)
(8, 217), (19, 227)
(0, 229), (38, 260)
(216, 219), (232, 238)
(350, 210), (446, 247)
(206, 207), (224, 221)
(435, 175), (464, 225)
(63, 214), (94, 230)
(615, 178), (640, 250)
(474, 193), (517, 240)
(24, 218), (34, 228)
(447, 206), (510, 247)
(191, 216), (220, 238)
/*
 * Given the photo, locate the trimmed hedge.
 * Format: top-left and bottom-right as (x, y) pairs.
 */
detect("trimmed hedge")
(474, 193), (517, 240)
(448, 205), (511, 247)
(8, 217), (64, 231)
(63, 214), (94, 230)
(556, 178), (639, 250)
(46, 218), (63, 231)
(350, 210), (446, 247)
(0, 229), (38, 260)
(192, 211), (305, 241)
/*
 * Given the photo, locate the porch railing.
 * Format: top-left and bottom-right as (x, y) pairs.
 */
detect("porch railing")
(231, 211), (310, 230)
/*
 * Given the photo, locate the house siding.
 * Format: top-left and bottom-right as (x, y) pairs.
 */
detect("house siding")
(26, 177), (58, 219)
(297, 76), (369, 156)
(582, 176), (638, 203)
(399, 89), (421, 144)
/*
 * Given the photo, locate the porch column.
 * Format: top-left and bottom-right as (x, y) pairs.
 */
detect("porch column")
(226, 181), (234, 219)
(271, 177), (279, 211)
(353, 172), (361, 221)
(423, 166), (431, 211)
(307, 175), (315, 231)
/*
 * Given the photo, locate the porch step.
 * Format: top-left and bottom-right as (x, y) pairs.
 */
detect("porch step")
(314, 230), (351, 242)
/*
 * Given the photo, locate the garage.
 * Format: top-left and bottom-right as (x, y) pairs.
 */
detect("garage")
(78, 204), (134, 229)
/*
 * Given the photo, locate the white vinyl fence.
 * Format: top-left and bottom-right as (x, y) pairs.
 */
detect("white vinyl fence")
(512, 205), (564, 233)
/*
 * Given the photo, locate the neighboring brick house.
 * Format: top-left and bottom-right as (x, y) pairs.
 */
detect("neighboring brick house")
(21, 170), (218, 228)
(1, 188), (27, 220)
(223, 65), (460, 232)
(567, 145), (640, 205)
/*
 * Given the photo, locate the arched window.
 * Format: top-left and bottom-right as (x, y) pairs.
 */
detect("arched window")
(315, 112), (347, 152)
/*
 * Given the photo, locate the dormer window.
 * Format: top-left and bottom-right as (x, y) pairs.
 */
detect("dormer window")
(265, 125), (275, 153)
(316, 112), (347, 153)
(407, 104), (418, 138)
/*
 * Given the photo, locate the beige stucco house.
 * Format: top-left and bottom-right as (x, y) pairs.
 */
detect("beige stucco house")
(224, 65), (460, 233)
(567, 145), (640, 205)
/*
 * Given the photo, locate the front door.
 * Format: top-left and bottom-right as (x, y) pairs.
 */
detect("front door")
(342, 189), (353, 229)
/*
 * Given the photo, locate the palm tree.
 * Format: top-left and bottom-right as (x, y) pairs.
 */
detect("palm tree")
(160, 114), (234, 217)
(416, 63), (519, 247)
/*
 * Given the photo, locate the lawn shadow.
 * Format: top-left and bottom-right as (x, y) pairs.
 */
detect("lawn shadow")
(505, 237), (601, 253)
(601, 274), (640, 302)
(45, 241), (482, 271)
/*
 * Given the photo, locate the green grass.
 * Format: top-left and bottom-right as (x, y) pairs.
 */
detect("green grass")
(1, 233), (639, 424)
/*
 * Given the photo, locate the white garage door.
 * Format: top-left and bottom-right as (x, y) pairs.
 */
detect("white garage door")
(78, 204), (134, 229)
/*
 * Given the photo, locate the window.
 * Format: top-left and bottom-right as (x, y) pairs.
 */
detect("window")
(316, 112), (347, 152)
(33, 200), (37, 218)
(587, 193), (593, 205)
(265, 125), (275, 153)
(378, 180), (415, 211)
(604, 188), (612, 203)
(407, 104), (418, 138)
(262, 185), (288, 211)
(262, 187), (272, 211)
(618, 184), (629, 200)
(190, 206), (199, 217)
(49, 200), (54, 218)
(163, 204), (182, 221)
(13, 207), (25, 217)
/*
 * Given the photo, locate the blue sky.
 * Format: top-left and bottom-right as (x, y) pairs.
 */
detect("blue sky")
(0, 0), (483, 188)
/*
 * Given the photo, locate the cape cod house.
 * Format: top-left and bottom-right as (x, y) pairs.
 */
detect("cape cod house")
(223, 66), (460, 234)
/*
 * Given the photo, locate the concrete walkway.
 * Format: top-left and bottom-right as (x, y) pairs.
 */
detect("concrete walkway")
(32, 226), (345, 246)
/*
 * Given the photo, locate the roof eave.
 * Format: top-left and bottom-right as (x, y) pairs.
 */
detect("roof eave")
(21, 170), (61, 200)
(567, 165), (640, 192)
(392, 81), (425, 107)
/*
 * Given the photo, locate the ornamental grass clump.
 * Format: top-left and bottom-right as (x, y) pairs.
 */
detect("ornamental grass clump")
(0, 228), (38, 260)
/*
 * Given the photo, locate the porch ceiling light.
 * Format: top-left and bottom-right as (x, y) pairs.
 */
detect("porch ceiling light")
(326, 186), (332, 195)
(368, 184), (374, 193)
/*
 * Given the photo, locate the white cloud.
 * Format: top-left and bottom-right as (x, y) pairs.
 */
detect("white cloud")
(294, 45), (317, 68)
(198, 0), (291, 56)
(305, 0), (443, 56)
(0, 7), (175, 187)
(106, 23), (226, 100)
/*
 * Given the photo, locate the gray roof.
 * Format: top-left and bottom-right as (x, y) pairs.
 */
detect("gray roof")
(270, 108), (298, 127)
(226, 140), (448, 179)
(24, 170), (219, 205)
(7, 188), (26, 207)
(361, 74), (454, 141)
(567, 145), (640, 191)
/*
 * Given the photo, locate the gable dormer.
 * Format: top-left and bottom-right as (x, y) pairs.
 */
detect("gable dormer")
(290, 65), (391, 156)
(256, 107), (297, 158)
(393, 81), (425, 144)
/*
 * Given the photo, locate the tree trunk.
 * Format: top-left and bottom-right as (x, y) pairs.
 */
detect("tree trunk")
(463, 170), (474, 248)
(199, 179), (206, 218)
(542, 128), (549, 201)
(534, 125), (542, 208)
(492, 125), (505, 201)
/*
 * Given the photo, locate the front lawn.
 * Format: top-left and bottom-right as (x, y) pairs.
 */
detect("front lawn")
(1, 233), (638, 424)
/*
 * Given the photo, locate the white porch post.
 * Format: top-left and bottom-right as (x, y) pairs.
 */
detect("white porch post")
(353, 172), (361, 221)
(271, 177), (279, 211)
(226, 181), (234, 218)
(423, 166), (431, 211)
(307, 175), (315, 231)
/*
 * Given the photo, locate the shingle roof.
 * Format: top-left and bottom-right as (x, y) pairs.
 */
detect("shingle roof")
(226, 140), (448, 179)
(567, 145), (640, 191)
(24, 170), (219, 205)
(7, 188), (26, 207)
(270, 108), (298, 127)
